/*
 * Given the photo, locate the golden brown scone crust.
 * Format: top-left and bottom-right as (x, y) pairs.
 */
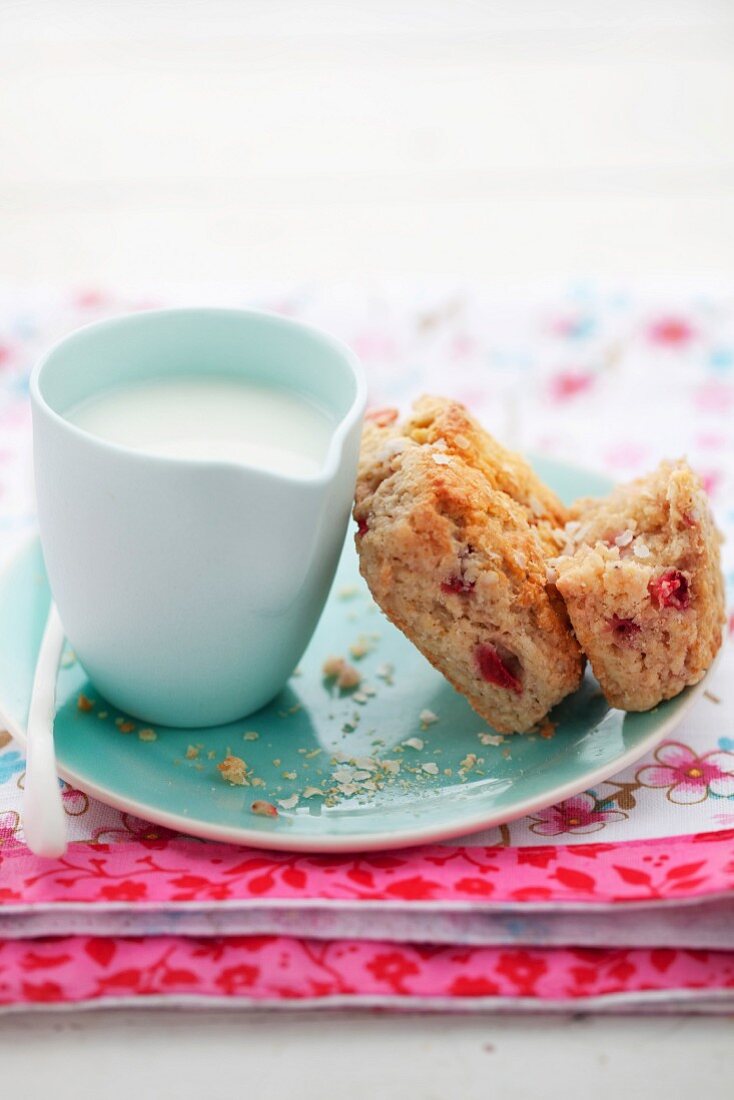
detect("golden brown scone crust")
(404, 396), (568, 555)
(354, 397), (583, 733)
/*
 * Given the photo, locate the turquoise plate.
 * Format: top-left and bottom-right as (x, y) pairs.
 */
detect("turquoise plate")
(0, 459), (709, 852)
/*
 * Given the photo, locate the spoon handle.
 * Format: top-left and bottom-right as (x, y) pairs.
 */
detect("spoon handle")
(23, 602), (67, 857)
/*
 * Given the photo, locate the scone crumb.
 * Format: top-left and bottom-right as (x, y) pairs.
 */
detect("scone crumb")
(478, 732), (505, 747)
(538, 717), (557, 740)
(77, 693), (94, 713)
(421, 762), (439, 775)
(322, 655), (362, 690)
(251, 800), (278, 817)
(138, 728), (157, 742)
(403, 737), (424, 750)
(322, 655), (344, 678)
(338, 664), (361, 690)
(278, 794), (300, 810)
(243, 731), (259, 741)
(337, 585), (360, 600)
(218, 755), (249, 786)
(349, 636), (374, 660)
(419, 708), (439, 728)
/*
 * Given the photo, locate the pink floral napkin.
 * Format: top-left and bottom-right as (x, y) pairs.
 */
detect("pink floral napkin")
(2, 830), (734, 1011)
(0, 284), (732, 1012)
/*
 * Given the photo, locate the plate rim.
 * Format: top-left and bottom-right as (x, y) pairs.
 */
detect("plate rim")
(2, 675), (709, 852)
(0, 499), (717, 853)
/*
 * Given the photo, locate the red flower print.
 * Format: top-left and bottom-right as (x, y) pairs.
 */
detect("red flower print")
(450, 975), (500, 997)
(384, 875), (440, 900)
(61, 786), (89, 816)
(496, 951), (547, 995)
(529, 793), (626, 836)
(215, 964), (260, 995)
(21, 981), (64, 1002)
(85, 939), (118, 967)
(516, 847), (557, 868)
(96, 969), (145, 992)
(637, 742), (734, 804)
(648, 317), (694, 345)
(20, 950), (72, 971)
(454, 876), (495, 896)
(168, 874), (233, 901)
(365, 950), (420, 993)
(98, 880), (149, 901)
(548, 370), (594, 402)
(75, 289), (108, 309)
(698, 469), (722, 497)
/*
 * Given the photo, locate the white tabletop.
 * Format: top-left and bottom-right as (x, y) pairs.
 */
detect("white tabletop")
(1, 0), (734, 287)
(1, 1009), (733, 1098)
(2, 1), (734, 1088)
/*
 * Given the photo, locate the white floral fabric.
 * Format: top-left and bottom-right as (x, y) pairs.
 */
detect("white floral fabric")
(0, 283), (732, 848)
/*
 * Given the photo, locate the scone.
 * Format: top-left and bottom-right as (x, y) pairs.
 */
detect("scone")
(354, 397), (584, 734)
(552, 460), (725, 711)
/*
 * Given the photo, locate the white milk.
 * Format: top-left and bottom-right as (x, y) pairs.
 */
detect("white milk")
(67, 377), (334, 478)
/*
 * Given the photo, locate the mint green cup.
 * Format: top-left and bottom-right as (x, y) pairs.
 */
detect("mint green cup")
(30, 309), (366, 727)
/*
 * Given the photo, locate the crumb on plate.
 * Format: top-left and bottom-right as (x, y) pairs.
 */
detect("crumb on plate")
(218, 755), (249, 786)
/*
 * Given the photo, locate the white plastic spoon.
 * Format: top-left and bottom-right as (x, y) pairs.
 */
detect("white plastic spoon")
(23, 602), (67, 857)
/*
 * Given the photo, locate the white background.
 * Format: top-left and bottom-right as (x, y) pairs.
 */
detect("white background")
(1, 2), (733, 1095)
(2, 0), (734, 286)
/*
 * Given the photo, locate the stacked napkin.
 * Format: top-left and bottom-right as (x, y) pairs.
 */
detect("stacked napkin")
(2, 827), (733, 1012)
